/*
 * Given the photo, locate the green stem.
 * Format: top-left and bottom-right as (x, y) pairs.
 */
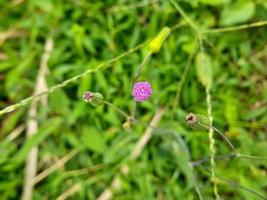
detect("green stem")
(237, 154), (267, 160)
(104, 101), (129, 119)
(200, 166), (267, 200)
(198, 123), (237, 154)
(206, 86), (220, 200)
(168, 0), (200, 33)
(133, 52), (152, 83)
(172, 50), (195, 118)
(203, 20), (267, 34)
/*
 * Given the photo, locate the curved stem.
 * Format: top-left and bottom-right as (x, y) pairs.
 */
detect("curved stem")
(104, 100), (130, 119)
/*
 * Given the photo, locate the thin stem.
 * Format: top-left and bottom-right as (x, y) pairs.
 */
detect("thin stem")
(200, 166), (267, 200)
(104, 100), (130, 119)
(170, 21), (186, 32)
(133, 52), (152, 84)
(191, 153), (237, 167)
(197, 31), (220, 199)
(168, 0), (200, 33)
(212, 126), (237, 154)
(191, 149), (267, 165)
(203, 20), (267, 34)
(131, 101), (137, 119)
(237, 154), (267, 160)
(172, 50), (195, 117)
(198, 123), (237, 154)
(197, 123), (267, 161)
(206, 87), (220, 200)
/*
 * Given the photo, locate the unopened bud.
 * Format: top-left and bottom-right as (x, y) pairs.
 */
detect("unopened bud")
(148, 27), (171, 53)
(122, 117), (134, 129)
(83, 91), (104, 107)
(186, 113), (210, 130)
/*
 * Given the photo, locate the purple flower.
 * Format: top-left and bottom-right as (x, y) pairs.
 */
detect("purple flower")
(132, 81), (153, 102)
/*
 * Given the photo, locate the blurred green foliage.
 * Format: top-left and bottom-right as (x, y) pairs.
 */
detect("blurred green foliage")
(0, 0), (267, 199)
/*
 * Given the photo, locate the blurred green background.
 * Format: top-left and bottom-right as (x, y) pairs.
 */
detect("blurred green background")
(0, 0), (267, 199)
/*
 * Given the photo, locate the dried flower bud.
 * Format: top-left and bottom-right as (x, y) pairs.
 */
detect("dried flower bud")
(186, 112), (210, 130)
(83, 91), (104, 107)
(148, 27), (171, 53)
(186, 113), (198, 127)
(132, 81), (153, 102)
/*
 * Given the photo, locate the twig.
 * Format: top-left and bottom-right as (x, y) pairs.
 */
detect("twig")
(0, 28), (26, 45)
(6, 124), (25, 141)
(62, 164), (106, 177)
(56, 183), (81, 200)
(130, 107), (165, 160)
(11, 0), (25, 6)
(97, 107), (165, 200)
(33, 149), (79, 185)
(22, 38), (53, 200)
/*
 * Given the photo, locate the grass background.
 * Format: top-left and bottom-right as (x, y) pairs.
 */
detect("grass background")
(0, 0), (267, 199)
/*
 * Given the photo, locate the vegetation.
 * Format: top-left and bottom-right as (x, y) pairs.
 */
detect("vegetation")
(0, 0), (267, 199)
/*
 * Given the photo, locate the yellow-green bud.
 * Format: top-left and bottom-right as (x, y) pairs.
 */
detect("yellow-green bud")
(122, 117), (134, 129)
(148, 27), (171, 53)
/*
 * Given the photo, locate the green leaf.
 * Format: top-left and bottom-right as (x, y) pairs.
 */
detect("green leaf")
(220, 1), (255, 26)
(224, 98), (238, 126)
(199, 0), (231, 6)
(195, 52), (212, 88)
(82, 127), (106, 153)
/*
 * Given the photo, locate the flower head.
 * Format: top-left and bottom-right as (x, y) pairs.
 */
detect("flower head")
(132, 81), (153, 102)
(83, 91), (104, 107)
(83, 91), (94, 102)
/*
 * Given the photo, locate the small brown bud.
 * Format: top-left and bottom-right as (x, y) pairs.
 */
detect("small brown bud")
(186, 112), (210, 130)
(186, 112), (198, 127)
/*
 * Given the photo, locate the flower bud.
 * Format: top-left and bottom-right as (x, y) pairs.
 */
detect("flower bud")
(186, 113), (210, 130)
(83, 91), (104, 107)
(148, 27), (171, 53)
(122, 117), (134, 129)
